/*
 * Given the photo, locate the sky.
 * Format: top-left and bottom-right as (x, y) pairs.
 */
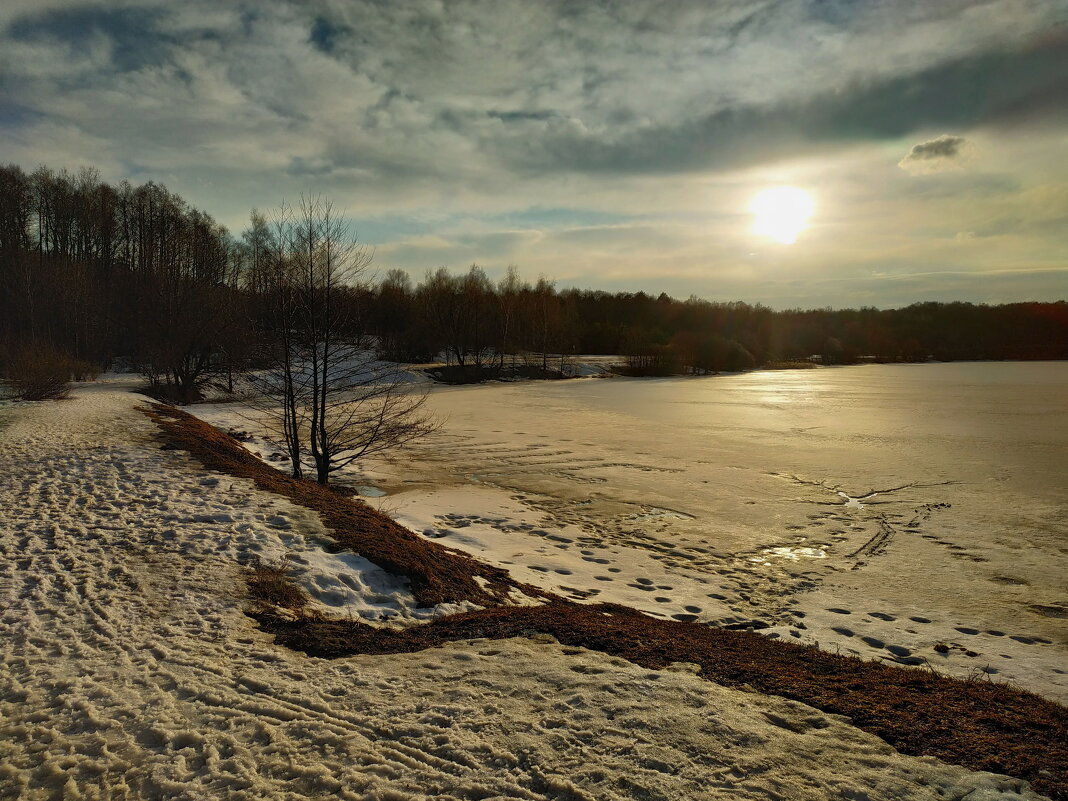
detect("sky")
(2, 0), (1067, 309)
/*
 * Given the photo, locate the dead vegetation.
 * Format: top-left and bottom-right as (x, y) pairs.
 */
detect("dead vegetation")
(144, 402), (550, 608)
(245, 556), (308, 611)
(2, 343), (99, 401)
(146, 401), (1068, 800)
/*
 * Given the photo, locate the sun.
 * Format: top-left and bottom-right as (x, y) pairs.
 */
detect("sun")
(750, 186), (815, 244)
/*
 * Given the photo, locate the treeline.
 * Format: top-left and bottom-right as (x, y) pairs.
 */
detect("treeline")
(366, 269), (1068, 376)
(1, 162), (1066, 398)
(0, 163), (240, 399)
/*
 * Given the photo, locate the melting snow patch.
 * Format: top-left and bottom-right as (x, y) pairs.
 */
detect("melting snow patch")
(762, 546), (827, 560)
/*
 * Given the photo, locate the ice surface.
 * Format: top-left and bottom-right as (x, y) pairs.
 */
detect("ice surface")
(350, 362), (1068, 701)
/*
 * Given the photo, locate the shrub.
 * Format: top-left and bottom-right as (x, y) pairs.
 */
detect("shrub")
(2, 344), (76, 400)
(69, 360), (101, 382)
(246, 556), (307, 610)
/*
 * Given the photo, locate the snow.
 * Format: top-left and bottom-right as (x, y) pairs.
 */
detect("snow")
(389, 485), (738, 621)
(0, 382), (1053, 799)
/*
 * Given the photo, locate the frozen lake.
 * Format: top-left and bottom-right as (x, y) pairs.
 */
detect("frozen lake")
(369, 362), (1068, 700)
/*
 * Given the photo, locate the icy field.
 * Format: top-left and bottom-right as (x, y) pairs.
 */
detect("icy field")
(0, 383), (1054, 800)
(335, 362), (1068, 702)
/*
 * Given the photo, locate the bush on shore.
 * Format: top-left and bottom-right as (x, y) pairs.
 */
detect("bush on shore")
(1, 343), (98, 401)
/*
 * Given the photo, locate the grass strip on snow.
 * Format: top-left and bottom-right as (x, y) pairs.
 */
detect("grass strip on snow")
(145, 402), (551, 608)
(145, 402), (1068, 800)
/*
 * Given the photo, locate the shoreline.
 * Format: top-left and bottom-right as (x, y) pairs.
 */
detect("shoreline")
(187, 363), (1068, 705)
(155, 398), (1068, 798)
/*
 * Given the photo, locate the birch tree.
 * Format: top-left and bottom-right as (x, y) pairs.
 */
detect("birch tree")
(248, 197), (434, 485)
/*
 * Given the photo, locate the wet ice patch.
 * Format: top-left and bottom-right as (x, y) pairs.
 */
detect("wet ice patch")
(627, 505), (696, 522)
(354, 485), (387, 498)
(762, 545), (827, 560)
(838, 491), (876, 509)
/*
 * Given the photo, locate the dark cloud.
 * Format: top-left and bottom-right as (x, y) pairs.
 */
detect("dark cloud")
(4, 1), (1067, 182)
(308, 16), (347, 53)
(488, 110), (558, 123)
(903, 135), (967, 161)
(7, 6), (171, 73)
(497, 34), (1068, 176)
(898, 135), (969, 174)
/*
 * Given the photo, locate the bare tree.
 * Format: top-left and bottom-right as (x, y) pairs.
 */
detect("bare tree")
(239, 209), (274, 295)
(419, 267), (469, 367)
(244, 203), (310, 477)
(248, 197), (435, 485)
(497, 265), (525, 369)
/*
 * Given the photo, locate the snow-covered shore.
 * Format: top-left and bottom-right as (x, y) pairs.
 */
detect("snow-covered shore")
(191, 363), (1068, 704)
(0, 384), (1053, 799)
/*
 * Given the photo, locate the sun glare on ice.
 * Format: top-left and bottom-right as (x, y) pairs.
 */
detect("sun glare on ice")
(750, 186), (815, 244)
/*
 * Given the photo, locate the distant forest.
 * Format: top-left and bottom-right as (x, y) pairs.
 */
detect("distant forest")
(2, 163), (1066, 398)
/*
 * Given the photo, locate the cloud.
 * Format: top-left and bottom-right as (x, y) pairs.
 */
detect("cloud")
(898, 135), (970, 174)
(3, 0), (1066, 195)
(0, 1), (1066, 307)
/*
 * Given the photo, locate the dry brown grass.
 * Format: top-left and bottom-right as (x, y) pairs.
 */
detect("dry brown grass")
(144, 402), (551, 609)
(246, 557), (308, 611)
